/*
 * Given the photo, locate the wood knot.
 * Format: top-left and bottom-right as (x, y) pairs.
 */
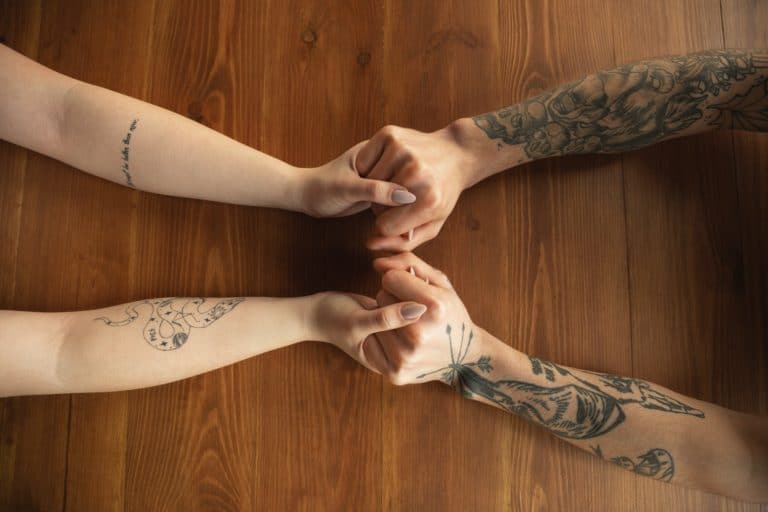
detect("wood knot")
(466, 215), (480, 231)
(357, 51), (371, 66)
(301, 29), (317, 46)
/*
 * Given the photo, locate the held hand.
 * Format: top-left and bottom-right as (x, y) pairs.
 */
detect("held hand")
(307, 291), (427, 372)
(366, 252), (479, 385)
(301, 143), (417, 218)
(355, 124), (478, 251)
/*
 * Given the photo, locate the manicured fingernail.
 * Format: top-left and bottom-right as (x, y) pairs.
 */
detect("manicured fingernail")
(402, 303), (427, 319)
(392, 189), (416, 205)
(407, 228), (414, 241)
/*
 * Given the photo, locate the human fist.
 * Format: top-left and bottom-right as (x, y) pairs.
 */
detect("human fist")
(307, 291), (427, 372)
(364, 252), (484, 386)
(300, 143), (417, 218)
(355, 124), (479, 251)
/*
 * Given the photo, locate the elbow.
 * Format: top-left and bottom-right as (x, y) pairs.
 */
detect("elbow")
(51, 80), (87, 158)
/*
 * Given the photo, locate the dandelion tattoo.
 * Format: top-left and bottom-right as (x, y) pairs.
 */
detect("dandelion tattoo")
(473, 49), (768, 159)
(591, 445), (675, 482)
(95, 297), (244, 351)
(419, 324), (703, 440)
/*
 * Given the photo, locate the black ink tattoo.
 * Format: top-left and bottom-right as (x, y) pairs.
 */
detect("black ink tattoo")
(120, 118), (139, 187)
(532, 358), (705, 418)
(591, 445), (675, 482)
(473, 50), (768, 159)
(95, 297), (244, 351)
(418, 325), (703, 440)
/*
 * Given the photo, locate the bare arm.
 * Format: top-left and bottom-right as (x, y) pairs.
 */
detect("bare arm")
(0, 44), (415, 217)
(0, 293), (427, 397)
(369, 252), (768, 503)
(357, 49), (768, 251)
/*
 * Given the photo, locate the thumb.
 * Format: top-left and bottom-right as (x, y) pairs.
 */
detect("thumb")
(353, 301), (427, 336)
(347, 178), (417, 208)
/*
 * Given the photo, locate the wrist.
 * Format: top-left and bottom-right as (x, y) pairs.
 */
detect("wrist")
(294, 293), (326, 342)
(281, 165), (311, 214)
(443, 117), (526, 189)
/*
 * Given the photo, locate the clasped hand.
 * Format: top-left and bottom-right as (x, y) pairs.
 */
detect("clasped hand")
(306, 124), (489, 383)
(311, 252), (478, 387)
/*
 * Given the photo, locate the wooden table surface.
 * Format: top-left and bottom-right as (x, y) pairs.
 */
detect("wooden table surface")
(1, 0), (766, 510)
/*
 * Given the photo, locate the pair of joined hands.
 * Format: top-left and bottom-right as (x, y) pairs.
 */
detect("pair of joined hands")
(300, 123), (492, 385)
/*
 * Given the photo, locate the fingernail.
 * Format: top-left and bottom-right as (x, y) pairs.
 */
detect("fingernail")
(392, 189), (416, 205)
(402, 303), (427, 319)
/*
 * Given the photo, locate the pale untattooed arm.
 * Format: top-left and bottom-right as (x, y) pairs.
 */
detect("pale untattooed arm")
(0, 293), (427, 397)
(0, 44), (415, 217)
(358, 49), (768, 251)
(369, 252), (768, 503)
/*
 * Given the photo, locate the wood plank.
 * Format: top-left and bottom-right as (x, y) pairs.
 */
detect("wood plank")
(1, 0), (765, 510)
(380, 1), (514, 510)
(0, 4), (70, 512)
(720, 0), (768, 417)
(123, 2), (258, 509)
(610, 0), (761, 509)
(252, 0), (385, 509)
(27, 1), (158, 509)
(497, 1), (636, 510)
(122, 0), (386, 509)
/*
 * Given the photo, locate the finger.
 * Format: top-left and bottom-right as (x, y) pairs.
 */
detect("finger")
(371, 204), (387, 216)
(334, 201), (371, 217)
(345, 178), (416, 207)
(376, 289), (398, 307)
(355, 129), (391, 176)
(366, 141), (407, 183)
(374, 200), (437, 237)
(348, 293), (378, 310)
(381, 269), (437, 305)
(353, 301), (427, 337)
(367, 220), (442, 252)
(360, 335), (391, 374)
(373, 252), (452, 288)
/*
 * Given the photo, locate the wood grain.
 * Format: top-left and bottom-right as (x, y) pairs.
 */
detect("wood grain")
(0, 0), (766, 510)
(610, 0), (765, 510)
(498, 1), (636, 510)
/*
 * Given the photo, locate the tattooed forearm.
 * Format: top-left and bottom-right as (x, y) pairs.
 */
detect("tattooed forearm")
(591, 445), (675, 482)
(120, 118), (139, 187)
(95, 297), (244, 351)
(473, 49), (768, 159)
(418, 324), (703, 440)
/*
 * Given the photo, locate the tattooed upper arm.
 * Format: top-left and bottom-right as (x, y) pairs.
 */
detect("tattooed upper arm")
(473, 49), (768, 160)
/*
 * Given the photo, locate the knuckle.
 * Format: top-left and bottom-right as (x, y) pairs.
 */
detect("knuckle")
(368, 180), (386, 198)
(412, 331), (428, 348)
(430, 300), (447, 320)
(400, 162), (421, 181)
(375, 309), (393, 329)
(380, 125), (398, 142)
(422, 189), (441, 208)
(389, 372), (407, 386)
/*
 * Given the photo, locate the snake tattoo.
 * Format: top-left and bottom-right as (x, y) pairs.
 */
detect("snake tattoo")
(95, 297), (245, 351)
